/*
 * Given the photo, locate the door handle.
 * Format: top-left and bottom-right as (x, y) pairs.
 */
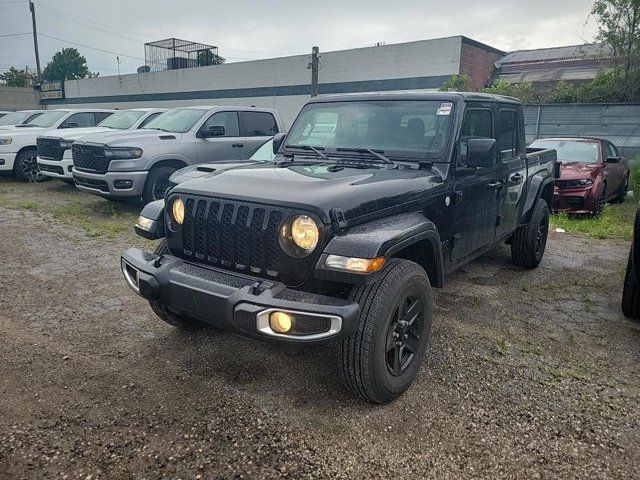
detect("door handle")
(510, 173), (523, 183)
(232, 143), (244, 148)
(487, 181), (503, 190)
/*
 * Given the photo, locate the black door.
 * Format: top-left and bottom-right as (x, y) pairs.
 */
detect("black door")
(451, 106), (502, 261)
(496, 107), (527, 238)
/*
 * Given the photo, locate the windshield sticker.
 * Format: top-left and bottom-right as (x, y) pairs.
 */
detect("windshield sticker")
(437, 102), (453, 116)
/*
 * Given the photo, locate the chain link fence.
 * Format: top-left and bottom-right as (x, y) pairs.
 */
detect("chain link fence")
(524, 104), (640, 159)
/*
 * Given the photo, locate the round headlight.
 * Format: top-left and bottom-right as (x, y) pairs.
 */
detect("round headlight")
(172, 197), (185, 225)
(291, 215), (319, 251)
(279, 215), (320, 257)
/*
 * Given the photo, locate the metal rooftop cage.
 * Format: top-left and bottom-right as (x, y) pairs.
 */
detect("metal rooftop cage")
(144, 38), (220, 72)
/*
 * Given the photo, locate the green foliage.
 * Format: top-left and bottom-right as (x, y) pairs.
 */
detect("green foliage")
(550, 81), (578, 103)
(482, 80), (544, 103)
(0, 67), (35, 87)
(42, 48), (96, 81)
(439, 74), (472, 92)
(196, 50), (225, 66)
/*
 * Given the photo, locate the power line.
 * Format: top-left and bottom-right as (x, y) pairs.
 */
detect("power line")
(39, 33), (145, 62)
(34, 2), (155, 41)
(0, 32), (31, 38)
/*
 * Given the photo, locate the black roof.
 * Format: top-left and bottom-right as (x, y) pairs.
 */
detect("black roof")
(306, 91), (522, 105)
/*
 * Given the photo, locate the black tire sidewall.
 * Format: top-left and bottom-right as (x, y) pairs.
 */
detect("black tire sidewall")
(371, 272), (432, 397)
(534, 202), (550, 265)
(14, 149), (43, 182)
(143, 166), (176, 203)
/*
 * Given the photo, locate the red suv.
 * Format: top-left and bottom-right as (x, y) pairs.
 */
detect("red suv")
(529, 137), (629, 214)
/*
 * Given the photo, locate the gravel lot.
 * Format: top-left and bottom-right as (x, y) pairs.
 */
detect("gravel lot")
(1, 179), (639, 479)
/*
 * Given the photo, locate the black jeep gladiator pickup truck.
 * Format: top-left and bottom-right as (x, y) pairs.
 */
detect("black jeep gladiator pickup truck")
(122, 92), (557, 403)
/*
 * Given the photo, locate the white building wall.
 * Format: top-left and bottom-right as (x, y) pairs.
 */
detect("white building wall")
(48, 36), (464, 126)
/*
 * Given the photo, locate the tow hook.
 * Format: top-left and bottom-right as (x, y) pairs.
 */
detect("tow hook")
(250, 281), (275, 295)
(153, 255), (165, 268)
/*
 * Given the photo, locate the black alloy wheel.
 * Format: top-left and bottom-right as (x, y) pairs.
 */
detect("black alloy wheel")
(386, 295), (424, 376)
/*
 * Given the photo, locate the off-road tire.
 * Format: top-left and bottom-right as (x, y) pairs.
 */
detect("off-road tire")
(622, 248), (640, 319)
(148, 239), (216, 331)
(595, 185), (607, 214)
(14, 149), (47, 182)
(511, 198), (549, 269)
(142, 166), (177, 204)
(338, 258), (433, 404)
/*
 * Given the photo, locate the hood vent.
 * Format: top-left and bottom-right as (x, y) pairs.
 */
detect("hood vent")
(159, 135), (176, 140)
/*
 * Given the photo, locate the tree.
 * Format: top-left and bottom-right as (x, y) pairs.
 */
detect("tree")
(196, 49), (225, 67)
(482, 80), (546, 103)
(42, 48), (97, 81)
(591, 0), (640, 100)
(0, 67), (35, 87)
(439, 74), (472, 92)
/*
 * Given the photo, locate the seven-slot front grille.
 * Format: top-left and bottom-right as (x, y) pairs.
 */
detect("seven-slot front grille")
(179, 197), (285, 278)
(72, 143), (109, 173)
(37, 137), (65, 160)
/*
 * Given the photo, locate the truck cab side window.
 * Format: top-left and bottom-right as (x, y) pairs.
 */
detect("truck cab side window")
(458, 109), (493, 167)
(499, 110), (519, 161)
(61, 112), (96, 128)
(202, 111), (240, 137)
(242, 111), (278, 136)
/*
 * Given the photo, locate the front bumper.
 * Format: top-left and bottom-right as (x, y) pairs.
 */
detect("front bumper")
(0, 151), (17, 171)
(553, 186), (599, 214)
(72, 168), (147, 198)
(121, 247), (360, 343)
(37, 156), (73, 179)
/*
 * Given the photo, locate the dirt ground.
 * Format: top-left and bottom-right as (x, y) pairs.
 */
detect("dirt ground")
(0, 179), (639, 479)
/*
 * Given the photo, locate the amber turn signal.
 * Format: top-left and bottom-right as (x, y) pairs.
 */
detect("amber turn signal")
(324, 255), (386, 273)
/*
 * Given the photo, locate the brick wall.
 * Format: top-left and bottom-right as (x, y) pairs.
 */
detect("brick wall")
(459, 41), (503, 90)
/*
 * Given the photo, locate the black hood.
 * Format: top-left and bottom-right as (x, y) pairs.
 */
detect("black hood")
(173, 161), (445, 224)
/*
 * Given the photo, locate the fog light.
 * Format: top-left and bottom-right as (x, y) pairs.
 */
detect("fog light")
(114, 179), (133, 189)
(269, 311), (293, 333)
(0, 159), (5, 166)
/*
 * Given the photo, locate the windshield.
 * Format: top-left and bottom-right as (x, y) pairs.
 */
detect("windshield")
(530, 140), (600, 163)
(28, 110), (69, 128)
(284, 100), (454, 160)
(243, 139), (275, 161)
(98, 110), (146, 129)
(0, 112), (34, 126)
(145, 108), (207, 133)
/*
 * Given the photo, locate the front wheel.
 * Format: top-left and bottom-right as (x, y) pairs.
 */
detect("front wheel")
(14, 149), (47, 182)
(142, 166), (177, 204)
(338, 258), (433, 404)
(622, 248), (640, 320)
(511, 198), (549, 269)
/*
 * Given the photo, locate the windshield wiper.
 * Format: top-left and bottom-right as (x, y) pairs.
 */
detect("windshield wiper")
(335, 148), (394, 165)
(284, 144), (328, 160)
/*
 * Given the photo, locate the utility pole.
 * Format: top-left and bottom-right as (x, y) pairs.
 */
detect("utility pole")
(29, 0), (41, 81)
(308, 46), (319, 97)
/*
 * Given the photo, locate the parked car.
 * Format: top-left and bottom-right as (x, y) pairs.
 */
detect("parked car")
(622, 202), (640, 319)
(121, 92), (557, 403)
(37, 108), (166, 181)
(529, 137), (629, 214)
(0, 109), (115, 182)
(0, 110), (43, 128)
(72, 106), (283, 203)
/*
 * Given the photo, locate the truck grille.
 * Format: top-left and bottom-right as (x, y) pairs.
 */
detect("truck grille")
(72, 144), (108, 173)
(37, 137), (65, 160)
(167, 194), (321, 286)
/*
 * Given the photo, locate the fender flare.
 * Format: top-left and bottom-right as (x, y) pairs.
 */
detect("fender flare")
(520, 174), (555, 224)
(315, 212), (445, 287)
(135, 199), (166, 240)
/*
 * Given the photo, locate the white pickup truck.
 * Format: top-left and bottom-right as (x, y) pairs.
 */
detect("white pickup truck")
(0, 110), (44, 129)
(37, 108), (166, 181)
(0, 108), (115, 181)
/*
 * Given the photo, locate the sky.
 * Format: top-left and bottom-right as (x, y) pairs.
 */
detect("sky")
(0, 0), (599, 77)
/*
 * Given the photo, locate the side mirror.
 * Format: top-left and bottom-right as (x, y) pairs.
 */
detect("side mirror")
(197, 125), (225, 138)
(60, 122), (79, 129)
(466, 138), (496, 168)
(606, 156), (621, 164)
(272, 132), (286, 154)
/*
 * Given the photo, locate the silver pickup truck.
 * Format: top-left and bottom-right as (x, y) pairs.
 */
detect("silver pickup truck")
(37, 108), (166, 181)
(72, 106), (284, 203)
